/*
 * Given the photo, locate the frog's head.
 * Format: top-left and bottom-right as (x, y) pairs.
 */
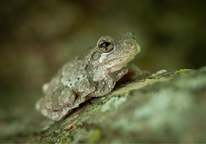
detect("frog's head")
(96, 32), (141, 72)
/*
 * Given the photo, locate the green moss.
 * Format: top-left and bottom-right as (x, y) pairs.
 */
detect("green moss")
(65, 138), (71, 143)
(175, 69), (191, 74)
(47, 136), (51, 143)
(59, 135), (71, 144)
(46, 136), (54, 143)
(101, 97), (127, 112)
(88, 129), (102, 143)
(60, 135), (67, 141)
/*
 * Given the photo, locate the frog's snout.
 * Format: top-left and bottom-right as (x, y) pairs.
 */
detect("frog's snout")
(130, 37), (141, 54)
(136, 43), (141, 53)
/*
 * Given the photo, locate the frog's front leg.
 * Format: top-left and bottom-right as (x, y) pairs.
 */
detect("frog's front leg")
(112, 68), (129, 81)
(92, 68), (128, 97)
(73, 78), (96, 106)
(36, 86), (77, 121)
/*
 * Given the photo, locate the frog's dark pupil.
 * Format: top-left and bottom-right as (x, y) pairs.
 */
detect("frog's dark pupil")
(101, 42), (111, 48)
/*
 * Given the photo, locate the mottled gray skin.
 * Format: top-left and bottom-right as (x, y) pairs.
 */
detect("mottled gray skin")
(36, 32), (141, 121)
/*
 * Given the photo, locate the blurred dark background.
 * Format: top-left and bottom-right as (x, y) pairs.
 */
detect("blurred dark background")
(0, 0), (206, 139)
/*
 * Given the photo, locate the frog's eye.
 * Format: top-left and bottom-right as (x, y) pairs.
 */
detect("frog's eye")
(98, 38), (114, 53)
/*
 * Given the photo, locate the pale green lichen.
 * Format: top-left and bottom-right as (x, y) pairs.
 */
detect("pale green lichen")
(174, 75), (206, 90)
(41, 121), (55, 132)
(74, 114), (79, 119)
(111, 88), (194, 134)
(65, 131), (70, 137)
(133, 88), (193, 133)
(112, 117), (137, 132)
(88, 129), (102, 143)
(101, 96), (127, 112)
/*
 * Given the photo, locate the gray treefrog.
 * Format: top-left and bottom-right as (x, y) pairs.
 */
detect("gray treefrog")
(35, 32), (141, 121)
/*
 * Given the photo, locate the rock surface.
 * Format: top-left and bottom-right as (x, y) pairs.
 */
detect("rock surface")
(28, 66), (206, 143)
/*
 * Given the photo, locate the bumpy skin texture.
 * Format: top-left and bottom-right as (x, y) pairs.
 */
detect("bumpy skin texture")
(35, 32), (141, 121)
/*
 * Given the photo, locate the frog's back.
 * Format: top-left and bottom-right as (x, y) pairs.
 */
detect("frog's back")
(61, 55), (90, 88)
(45, 47), (95, 94)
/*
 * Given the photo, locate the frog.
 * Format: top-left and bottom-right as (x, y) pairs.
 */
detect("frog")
(35, 32), (141, 121)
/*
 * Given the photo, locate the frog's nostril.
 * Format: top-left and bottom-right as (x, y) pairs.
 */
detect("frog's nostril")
(132, 34), (136, 40)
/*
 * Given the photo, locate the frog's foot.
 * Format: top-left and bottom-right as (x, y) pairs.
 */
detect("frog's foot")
(35, 86), (76, 121)
(36, 98), (74, 121)
(73, 78), (96, 106)
(73, 86), (96, 107)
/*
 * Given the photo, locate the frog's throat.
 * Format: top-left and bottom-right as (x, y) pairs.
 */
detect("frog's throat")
(98, 54), (135, 72)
